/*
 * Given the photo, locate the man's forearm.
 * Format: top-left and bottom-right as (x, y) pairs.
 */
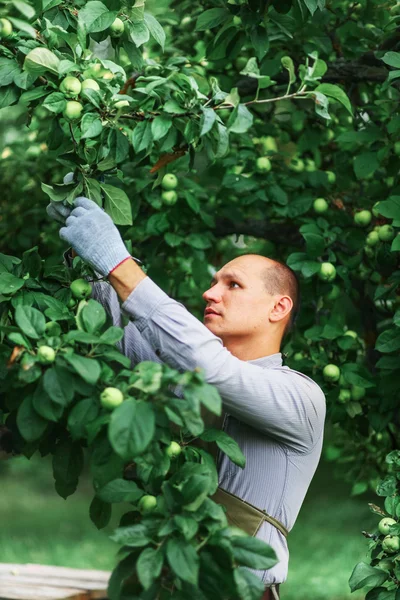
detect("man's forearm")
(108, 258), (147, 302)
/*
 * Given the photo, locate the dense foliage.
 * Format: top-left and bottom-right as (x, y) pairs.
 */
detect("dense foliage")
(1, 0), (400, 597)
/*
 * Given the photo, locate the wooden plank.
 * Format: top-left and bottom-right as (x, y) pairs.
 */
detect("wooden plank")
(0, 582), (91, 600)
(0, 564), (111, 600)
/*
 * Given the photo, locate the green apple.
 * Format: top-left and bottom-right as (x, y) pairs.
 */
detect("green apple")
(256, 157), (272, 173)
(351, 386), (365, 401)
(338, 389), (351, 403)
(305, 159), (317, 172)
(162, 190), (178, 205)
(67, 297), (77, 309)
(325, 129), (335, 142)
(45, 321), (62, 337)
(324, 284), (340, 301)
(100, 387), (124, 410)
(37, 345), (56, 365)
(59, 77), (82, 98)
(235, 56), (248, 71)
(318, 262), (336, 282)
(313, 198), (328, 214)
(326, 171), (336, 184)
(180, 16), (193, 30)
(379, 518), (397, 536)
(81, 78), (100, 92)
(323, 364), (341, 382)
(379, 225), (395, 242)
(394, 142), (400, 156)
(138, 494), (157, 514)
(165, 441), (182, 459)
(354, 210), (372, 227)
(161, 174), (178, 190)
(344, 330), (358, 339)
(366, 231), (380, 247)
(382, 535), (400, 554)
(233, 15), (242, 27)
(0, 18), (13, 38)
(70, 278), (92, 300)
(289, 157), (304, 172)
(109, 17), (125, 37)
(260, 136), (278, 153)
(377, 558), (394, 571)
(293, 352), (304, 361)
(63, 101), (83, 121)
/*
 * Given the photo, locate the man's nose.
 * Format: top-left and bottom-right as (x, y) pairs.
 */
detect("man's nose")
(202, 286), (222, 303)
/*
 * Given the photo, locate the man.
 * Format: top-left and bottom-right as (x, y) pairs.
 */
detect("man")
(47, 197), (326, 600)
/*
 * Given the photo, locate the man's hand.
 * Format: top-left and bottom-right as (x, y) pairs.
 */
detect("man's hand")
(58, 197), (131, 277)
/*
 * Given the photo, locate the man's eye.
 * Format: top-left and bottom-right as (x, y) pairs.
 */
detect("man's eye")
(230, 282), (240, 288)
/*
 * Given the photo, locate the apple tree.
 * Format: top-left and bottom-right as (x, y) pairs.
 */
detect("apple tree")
(0, 0), (400, 597)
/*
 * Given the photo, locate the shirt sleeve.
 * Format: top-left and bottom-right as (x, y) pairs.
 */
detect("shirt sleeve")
(121, 277), (326, 453)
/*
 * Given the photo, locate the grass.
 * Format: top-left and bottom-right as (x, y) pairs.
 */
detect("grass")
(0, 450), (376, 599)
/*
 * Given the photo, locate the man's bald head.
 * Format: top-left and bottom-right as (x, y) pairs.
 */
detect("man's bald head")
(225, 254), (300, 337)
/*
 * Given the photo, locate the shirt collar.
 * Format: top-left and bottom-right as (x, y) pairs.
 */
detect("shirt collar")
(247, 352), (283, 368)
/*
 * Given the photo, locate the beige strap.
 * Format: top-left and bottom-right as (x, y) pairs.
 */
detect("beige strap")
(212, 487), (289, 538)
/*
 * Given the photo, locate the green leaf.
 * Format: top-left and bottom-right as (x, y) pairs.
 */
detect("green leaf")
(100, 183), (133, 226)
(78, 1), (117, 33)
(281, 56), (296, 84)
(377, 197), (400, 221)
(68, 397), (99, 440)
(303, 0), (318, 15)
(249, 26), (269, 61)
(196, 8), (230, 31)
(349, 562), (389, 592)
(136, 547), (163, 590)
(81, 300), (106, 334)
(151, 115), (172, 141)
(17, 394), (48, 442)
(132, 120), (152, 153)
(376, 328), (400, 353)
(99, 326), (124, 345)
(0, 85), (19, 109)
(12, 0), (35, 19)
(52, 438), (84, 499)
(108, 399), (155, 459)
(229, 105), (254, 134)
(0, 273), (24, 295)
(353, 152), (379, 180)
(392, 235), (400, 252)
(144, 13), (165, 51)
(43, 92), (66, 114)
(15, 305), (45, 339)
(0, 58), (20, 87)
(382, 52), (400, 68)
(187, 383), (222, 416)
(200, 108), (217, 136)
(8, 16), (36, 38)
(24, 48), (60, 75)
(129, 20), (150, 47)
(200, 429), (245, 468)
(186, 233), (212, 250)
(97, 478), (143, 503)
(81, 113), (102, 139)
(43, 366), (75, 406)
(314, 83), (352, 114)
(64, 354), (101, 385)
(110, 524), (151, 547)
(231, 536), (278, 569)
(166, 538), (199, 585)
(89, 496), (111, 529)
(234, 566), (266, 600)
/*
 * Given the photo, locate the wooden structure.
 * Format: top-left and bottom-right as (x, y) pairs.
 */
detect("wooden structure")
(0, 563), (112, 600)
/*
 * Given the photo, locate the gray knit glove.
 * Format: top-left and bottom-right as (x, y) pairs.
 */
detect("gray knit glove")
(59, 197), (131, 277)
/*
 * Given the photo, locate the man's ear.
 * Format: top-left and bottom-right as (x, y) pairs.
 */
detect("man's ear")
(269, 296), (293, 324)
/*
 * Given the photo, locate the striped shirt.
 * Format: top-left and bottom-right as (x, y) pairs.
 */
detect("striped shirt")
(91, 276), (326, 585)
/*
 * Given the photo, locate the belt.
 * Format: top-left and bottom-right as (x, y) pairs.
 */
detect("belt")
(211, 487), (289, 538)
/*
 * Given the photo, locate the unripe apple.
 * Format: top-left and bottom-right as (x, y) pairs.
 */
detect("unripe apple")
(325, 129), (335, 142)
(338, 389), (351, 403)
(59, 76), (82, 98)
(37, 345), (56, 365)
(138, 494), (157, 514)
(366, 231), (380, 247)
(323, 364), (341, 382)
(109, 17), (125, 37)
(382, 535), (400, 554)
(162, 190), (178, 206)
(318, 262), (336, 282)
(289, 157), (304, 172)
(260, 136), (278, 153)
(45, 321), (61, 337)
(63, 101), (83, 121)
(180, 16), (193, 30)
(235, 56), (248, 71)
(378, 225), (395, 242)
(354, 210), (372, 227)
(378, 518), (397, 535)
(351, 386), (365, 401)
(256, 157), (272, 173)
(293, 352), (304, 361)
(161, 173), (178, 190)
(165, 441), (182, 459)
(81, 78), (100, 92)
(305, 159), (317, 172)
(70, 278), (92, 300)
(0, 18), (13, 38)
(313, 198), (328, 214)
(344, 330), (358, 339)
(394, 142), (400, 156)
(377, 558), (394, 571)
(326, 171), (336, 184)
(100, 387), (124, 410)
(233, 15), (242, 27)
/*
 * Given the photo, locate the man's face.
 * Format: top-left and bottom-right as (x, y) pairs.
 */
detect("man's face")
(202, 256), (276, 342)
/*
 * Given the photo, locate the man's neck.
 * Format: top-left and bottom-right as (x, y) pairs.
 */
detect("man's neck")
(222, 338), (281, 361)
